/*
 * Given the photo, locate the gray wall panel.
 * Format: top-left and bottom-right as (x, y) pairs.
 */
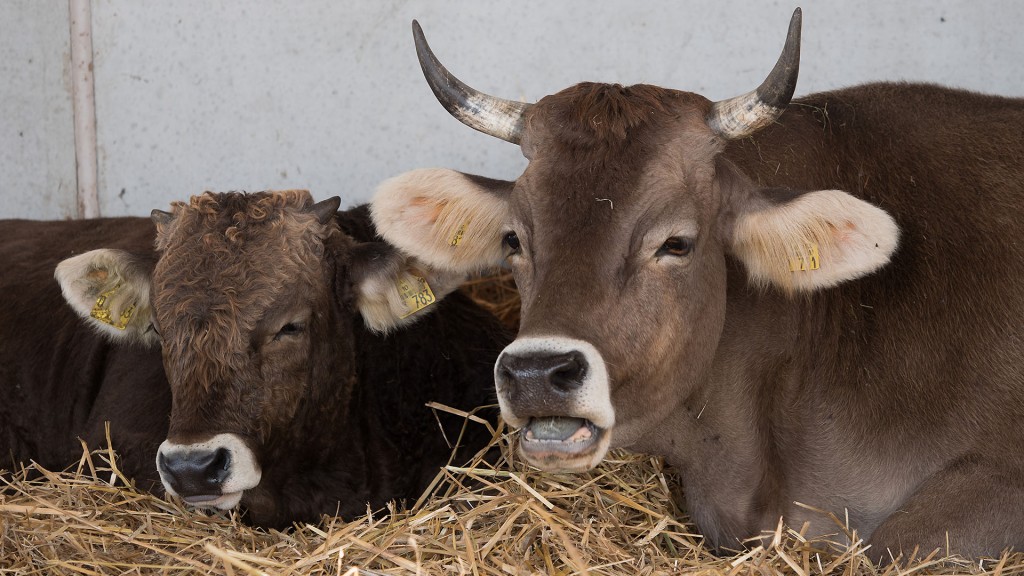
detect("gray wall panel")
(0, 0), (77, 219)
(3, 1), (1023, 219)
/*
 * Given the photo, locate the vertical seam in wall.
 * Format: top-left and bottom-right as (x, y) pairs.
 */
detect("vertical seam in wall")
(69, 0), (99, 219)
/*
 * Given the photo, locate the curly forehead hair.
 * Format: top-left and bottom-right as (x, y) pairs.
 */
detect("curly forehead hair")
(155, 189), (317, 249)
(152, 189), (335, 393)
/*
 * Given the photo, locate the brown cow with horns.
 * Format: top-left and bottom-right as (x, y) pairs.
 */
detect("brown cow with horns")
(369, 9), (1024, 559)
(1, 192), (507, 528)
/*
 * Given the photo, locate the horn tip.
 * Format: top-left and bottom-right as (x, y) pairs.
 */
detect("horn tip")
(412, 19), (430, 57)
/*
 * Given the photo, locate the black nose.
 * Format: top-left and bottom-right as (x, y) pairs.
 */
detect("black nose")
(497, 350), (588, 393)
(157, 447), (231, 496)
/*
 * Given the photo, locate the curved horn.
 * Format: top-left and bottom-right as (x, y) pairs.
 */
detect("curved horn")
(708, 8), (802, 139)
(412, 20), (531, 145)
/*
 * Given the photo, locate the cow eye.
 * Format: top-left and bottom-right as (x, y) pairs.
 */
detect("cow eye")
(274, 322), (305, 341)
(502, 231), (521, 254)
(657, 237), (694, 258)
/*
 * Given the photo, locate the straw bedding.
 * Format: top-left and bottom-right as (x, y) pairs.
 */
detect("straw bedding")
(2, 273), (1021, 575)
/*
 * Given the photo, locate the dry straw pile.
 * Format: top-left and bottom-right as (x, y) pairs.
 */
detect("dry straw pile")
(3, 432), (1021, 575)
(2, 273), (1022, 575)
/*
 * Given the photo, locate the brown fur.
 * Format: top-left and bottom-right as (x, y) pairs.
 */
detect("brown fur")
(3, 200), (509, 528)
(530, 83), (674, 143)
(0, 217), (167, 487)
(151, 196), (507, 527)
(382, 80), (1024, 559)
(153, 191), (331, 443)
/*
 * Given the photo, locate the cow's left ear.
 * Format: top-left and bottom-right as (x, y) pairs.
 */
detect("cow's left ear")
(55, 249), (158, 346)
(348, 241), (466, 333)
(728, 188), (900, 292)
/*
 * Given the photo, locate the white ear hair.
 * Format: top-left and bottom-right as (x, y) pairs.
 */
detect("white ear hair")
(371, 168), (510, 273)
(55, 249), (158, 346)
(731, 189), (900, 292)
(355, 258), (466, 334)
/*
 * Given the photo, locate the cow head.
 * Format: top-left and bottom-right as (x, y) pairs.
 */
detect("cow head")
(57, 190), (460, 513)
(370, 10), (899, 472)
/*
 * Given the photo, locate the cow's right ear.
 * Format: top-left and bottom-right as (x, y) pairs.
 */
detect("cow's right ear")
(348, 241), (466, 334)
(55, 249), (158, 346)
(370, 168), (512, 274)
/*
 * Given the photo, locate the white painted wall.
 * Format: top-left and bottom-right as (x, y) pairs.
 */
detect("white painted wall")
(3, 1), (1024, 219)
(1, 0), (77, 218)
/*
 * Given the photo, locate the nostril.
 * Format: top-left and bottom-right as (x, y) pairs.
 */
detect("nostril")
(500, 349), (589, 393)
(497, 357), (515, 384)
(157, 447), (232, 496)
(209, 447), (231, 484)
(549, 351), (587, 391)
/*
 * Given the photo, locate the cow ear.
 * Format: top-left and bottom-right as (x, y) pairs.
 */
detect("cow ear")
(55, 249), (158, 346)
(370, 168), (512, 274)
(728, 189), (900, 292)
(348, 241), (466, 333)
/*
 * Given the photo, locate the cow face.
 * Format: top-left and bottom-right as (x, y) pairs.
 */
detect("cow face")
(57, 191), (460, 511)
(369, 13), (899, 472)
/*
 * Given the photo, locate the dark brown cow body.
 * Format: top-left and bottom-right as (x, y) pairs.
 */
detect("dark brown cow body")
(0, 217), (168, 485)
(370, 12), (1024, 559)
(4, 200), (507, 528)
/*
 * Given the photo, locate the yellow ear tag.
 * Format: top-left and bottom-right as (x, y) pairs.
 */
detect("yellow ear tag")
(90, 283), (136, 330)
(396, 275), (436, 319)
(789, 243), (821, 272)
(448, 221), (469, 247)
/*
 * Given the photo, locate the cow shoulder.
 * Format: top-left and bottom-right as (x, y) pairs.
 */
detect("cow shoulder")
(55, 248), (158, 345)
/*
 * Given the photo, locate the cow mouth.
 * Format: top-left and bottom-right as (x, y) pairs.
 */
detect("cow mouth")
(180, 491), (244, 510)
(519, 417), (606, 471)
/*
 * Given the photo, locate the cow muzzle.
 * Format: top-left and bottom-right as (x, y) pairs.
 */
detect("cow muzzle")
(495, 336), (615, 472)
(156, 433), (261, 510)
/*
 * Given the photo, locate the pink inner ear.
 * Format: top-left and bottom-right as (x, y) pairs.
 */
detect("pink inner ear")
(409, 197), (447, 225)
(87, 269), (109, 281)
(829, 221), (858, 245)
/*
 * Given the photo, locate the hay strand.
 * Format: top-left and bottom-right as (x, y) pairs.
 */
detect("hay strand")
(4, 432), (1022, 575)
(3, 272), (1022, 575)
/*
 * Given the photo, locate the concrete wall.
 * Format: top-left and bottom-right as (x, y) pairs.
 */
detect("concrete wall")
(3, 1), (1024, 220)
(1, 0), (78, 218)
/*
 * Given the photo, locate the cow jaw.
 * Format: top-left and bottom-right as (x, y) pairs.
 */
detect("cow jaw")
(495, 336), (615, 472)
(156, 433), (262, 510)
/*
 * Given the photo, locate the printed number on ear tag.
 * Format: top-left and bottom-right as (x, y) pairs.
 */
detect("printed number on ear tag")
(397, 275), (436, 319)
(448, 221), (469, 247)
(789, 244), (821, 272)
(90, 283), (136, 330)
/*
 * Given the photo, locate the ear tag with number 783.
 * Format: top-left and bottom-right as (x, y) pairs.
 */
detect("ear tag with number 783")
(397, 275), (436, 319)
